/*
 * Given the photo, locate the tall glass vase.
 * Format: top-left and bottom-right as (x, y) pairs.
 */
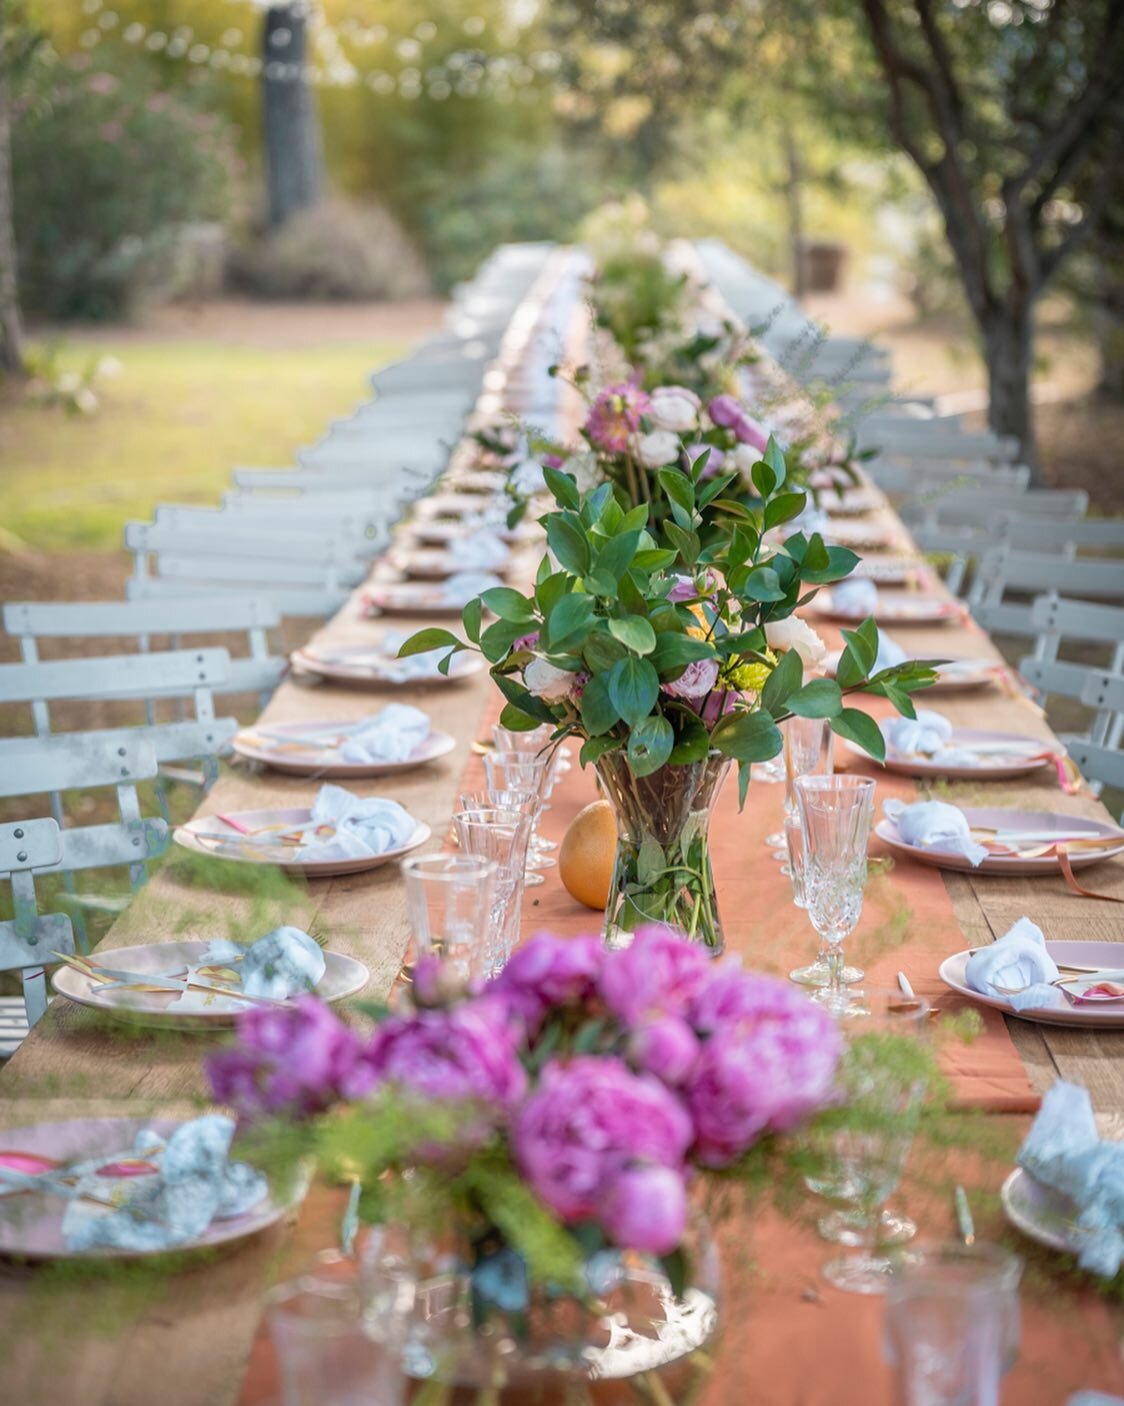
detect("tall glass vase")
(595, 750), (733, 953)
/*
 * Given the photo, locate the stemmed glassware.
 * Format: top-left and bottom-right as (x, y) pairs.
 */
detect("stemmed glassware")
(452, 806), (533, 976)
(483, 750), (555, 875)
(794, 774), (875, 1013)
(805, 988), (931, 1295)
(458, 784), (544, 887)
(401, 854), (496, 983)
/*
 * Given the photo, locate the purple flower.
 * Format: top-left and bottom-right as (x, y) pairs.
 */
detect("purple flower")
(667, 570), (718, 604)
(512, 631), (540, 653)
(732, 412), (769, 452)
(685, 970), (841, 1166)
(205, 996), (361, 1121)
(685, 442), (725, 479)
(662, 656), (719, 701)
(599, 926), (712, 1026)
(700, 687), (743, 727)
(600, 1165), (688, 1256)
(706, 395), (769, 452)
(357, 997), (527, 1109)
(585, 383), (651, 454)
(411, 954), (466, 1009)
(629, 1016), (700, 1085)
(543, 452), (566, 470)
(513, 1056), (692, 1229)
(487, 932), (603, 1032)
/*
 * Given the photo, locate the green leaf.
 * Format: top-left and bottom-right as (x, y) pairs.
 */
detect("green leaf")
(787, 678), (843, 719)
(499, 701), (545, 732)
(479, 587), (536, 623)
(535, 570), (571, 619)
(619, 503), (650, 534)
(583, 630), (628, 672)
(737, 760), (752, 810)
(583, 569), (618, 598)
(764, 491), (807, 531)
(660, 1247), (687, 1301)
(594, 529), (643, 585)
(545, 512), (591, 576)
(579, 735), (621, 767)
(650, 631), (715, 672)
(608, 656), (660, 728)
(573, 1018), (607, 1054)
(396, 627), (461, 658)
(761, 646), (803, 713)
(751, 458), (776, 501)
(656, 467), (695, 515)
(836, 619), (880, 688)
(710, 710), (783, 763)
(831, 707), (886, 761)
(461, 597), (482, 646)
(543, 465), (580, 510)
(480, 617), (532, 664)
(636, 836), (666, 885)
(492, 672), (558, 723)
(742, 566), (785, 602)
(664, 522), (700, 562)
(545, 593), (595, 650)
(608, 615), (657, 655)
(764, 435), (787, 488)
(580, 672), (620, 736)
(632, 548), (678, 573)
(669, 711), (710, 764)
(802, 543), (859, 584)
(801, 534), (831, 574)
(627, 715), (674, 777)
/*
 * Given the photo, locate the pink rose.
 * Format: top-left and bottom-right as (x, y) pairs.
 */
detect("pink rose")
(663, 656), (719, 701)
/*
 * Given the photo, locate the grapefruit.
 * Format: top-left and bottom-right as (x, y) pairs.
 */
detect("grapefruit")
(559, 800), (617, 910)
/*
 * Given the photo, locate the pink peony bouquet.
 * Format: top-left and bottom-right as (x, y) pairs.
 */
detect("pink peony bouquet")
(206, 927), (841, 1268)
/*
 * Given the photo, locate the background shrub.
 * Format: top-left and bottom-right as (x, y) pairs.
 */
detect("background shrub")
(12, 56), (237, 321)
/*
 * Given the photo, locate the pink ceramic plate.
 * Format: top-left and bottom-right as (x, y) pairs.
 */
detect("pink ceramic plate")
(848, 728), (1053, 781)
(291, 645), (483, 688)
(52, 941), (369, 1030)
(852, 556), (928, 585)
(444, 469), (507, 494)
(876, 805), (1124, 876)
(940, 940), (1124, 1029)
(232, 719), (456, 777)
(823, 521), (904, 552)
(0, 1118), (298, 1260)
(362, 583), (482, 617)
(413, 492), (509, 520)
(390, 548), (510, 582)
(410, 519), (533, 547)
(813, 591), (959, 626)
(816, 489), (884, 518)
(174, 805), (431, 877)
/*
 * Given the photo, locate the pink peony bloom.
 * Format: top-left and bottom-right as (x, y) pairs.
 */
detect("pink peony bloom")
(355, 996), (527, 1109)
(600, 1165), (688, 1255)
(599, 926), (712, 1026)
(663, 656), (720, 701)
(206, 996), (361, 1121)
(586, 382), (651, 454)
(487, 932), (603, 1032)
(512, 631), (540, 653)
(513, 1055), (692, 1227)
(685, 969), (841, 1166)
(629, 1015), (700, 1085)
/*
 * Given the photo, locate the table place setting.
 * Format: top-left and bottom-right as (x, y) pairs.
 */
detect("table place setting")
(938, 918), (1124, 1027)
(409, 514), (540, 548)
(811, 577), (959, 626)
(50, 926), (369, 1029)
(290, 632), (485, 687)
(861, 709), (1078, 786)
(0, 1114), (291, 1260)
(877, 798), (1124, 875)
(824, 632), (1002, 694)
(174, 784), (430, 876)
(389, 526), (512, 581)
(362, 570), (505, 617)
(232, 704), (456, 778)
(851, 554), (930, 585)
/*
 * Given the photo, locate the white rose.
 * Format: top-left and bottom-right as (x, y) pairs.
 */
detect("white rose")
(648, 387), (700, 434)
(728, 443), (759, 477)
(633, 429), (681, 469)
(764, 616), (828, 670)
(524, 657), (575, 703)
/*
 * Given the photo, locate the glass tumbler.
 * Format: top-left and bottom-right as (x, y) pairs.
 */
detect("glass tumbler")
(401, 854), (496, 984)
(452, 806), (532, 975)
(482, 751), (555, 872)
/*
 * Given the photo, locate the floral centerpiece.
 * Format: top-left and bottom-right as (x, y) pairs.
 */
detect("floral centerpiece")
(207, 928), (862, 1383)
(401, 443), (934, 950)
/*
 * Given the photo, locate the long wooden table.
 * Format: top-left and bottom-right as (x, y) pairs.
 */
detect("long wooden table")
(3, 298), (1123, 1404)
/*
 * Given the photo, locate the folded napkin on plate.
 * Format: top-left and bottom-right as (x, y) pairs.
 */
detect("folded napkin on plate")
(336, 704), (431, 764)
(449, 529), (510, 571)
(830, 578), (879, 618)
(964, 917), (1064, 1012)
(883, 798), (989, 866)
(440, 571), (503, 605)
(379, 630), (455, 682)
(300, 784), (417, 861)
(510, 459), (547, 496)
(1018, 1081), (1124, 1277)
(197, 925), (326, 1002)
(883, 709), (954, 756)
(61, 1115), (268, 1252)
(873, 628), (909, 673)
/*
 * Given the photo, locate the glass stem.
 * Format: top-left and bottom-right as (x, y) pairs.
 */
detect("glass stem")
(826, 940), (844, 1003)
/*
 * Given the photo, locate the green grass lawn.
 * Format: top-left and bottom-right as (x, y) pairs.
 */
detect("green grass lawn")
(0, 337), (407, 552)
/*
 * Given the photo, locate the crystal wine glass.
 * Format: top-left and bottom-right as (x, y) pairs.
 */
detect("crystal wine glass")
(795, 774), (875, 1014)
(458, 786), (545, 887)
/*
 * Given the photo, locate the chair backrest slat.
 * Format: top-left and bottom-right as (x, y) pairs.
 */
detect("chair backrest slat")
(0, 736), (159, 800)
(0, 648), (230, 705)
(0, 718), (237, 767)
(3, 598), (280, 639)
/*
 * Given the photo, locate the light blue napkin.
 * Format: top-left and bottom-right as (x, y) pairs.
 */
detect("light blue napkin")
(337, 704), (431, 764)
(440, 571), (504, 604)
(449, 528), (510, 571)
(1018, 1082), (1124, 1278)
(883, 798), (989, 866)
(964, 917), (1064, 1012)
(201, 926), (326, 1002)
(873, 628), (908, 674)
(1067, 1394), (1124, 1405)
(378, 629), (457, 682)
(831, 578), (879, 618)
(303, 784), (417, 861)
(883, 708), (953, 756)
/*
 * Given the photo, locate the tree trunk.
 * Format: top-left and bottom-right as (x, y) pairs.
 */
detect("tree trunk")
(781, 122), (807, 301)
(981, 299), (1036, 475)
(0, 69), (27, 377)
(261, 3), (324, 230)
(1093, 212), (1124, 399)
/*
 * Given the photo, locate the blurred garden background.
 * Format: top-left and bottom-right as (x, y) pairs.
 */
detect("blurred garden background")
(1, 0), (1121, 609)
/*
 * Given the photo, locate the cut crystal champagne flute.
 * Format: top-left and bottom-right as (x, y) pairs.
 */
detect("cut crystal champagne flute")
(795, 774), (875, 1014)
(492, 723), (563, 852)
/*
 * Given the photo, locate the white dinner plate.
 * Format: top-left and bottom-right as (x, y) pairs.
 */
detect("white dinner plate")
(412, 492), (509, 520)
(232, 719), (457, 777)
(940, 940), (1124, 1029)
(389, 548), (511, 582)
(174, 805), (431, 877)
(877, 805), (1124, 876)
(851, 728), (1053, 781)
(409, 518), (533, 547)
(812, 591), (959, 626)
(1001, 1113), (1124, 1249)
(291, 644), (483, 688)
(0, 1117), (301, 1261)
(822, 521), (905, 552)
(52, 940), (370, 1030)
(362, 583), (485, 617)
